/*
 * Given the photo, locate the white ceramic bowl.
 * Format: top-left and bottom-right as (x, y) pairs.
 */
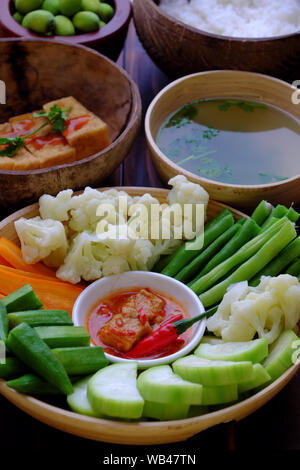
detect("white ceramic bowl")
(72, 271), (206, 368)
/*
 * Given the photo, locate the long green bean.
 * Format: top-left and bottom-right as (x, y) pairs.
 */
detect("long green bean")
(286, 257), (300, 276)
(175, 224), (241, 283)
(251, 200), (273, 226)
(249, 237), (300, 286)
(199, 221), (296, 308)
(196, 218), (260, 279)
(190, 217), (288, 295)
(162, 209), (234, 278)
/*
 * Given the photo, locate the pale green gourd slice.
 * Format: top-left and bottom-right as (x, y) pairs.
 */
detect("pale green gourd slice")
(201, 384), (238, 405)
(87, 362), (144, 419)
(238, 363), (271, 393)
(143, 401), (190, 420)
(263, 330), (299, 382)
(173, 355), (254, 386)
(137, 365), (202, 405)
(67, 376), (102, 417)
(195, 338), (268, 364)
(199, 336), (224, 345)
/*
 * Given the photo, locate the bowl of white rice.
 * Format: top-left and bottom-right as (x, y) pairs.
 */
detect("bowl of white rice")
(132, 0), (300, 78)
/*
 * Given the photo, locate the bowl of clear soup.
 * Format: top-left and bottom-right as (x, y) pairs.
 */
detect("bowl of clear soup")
(145, 70), (300, 210)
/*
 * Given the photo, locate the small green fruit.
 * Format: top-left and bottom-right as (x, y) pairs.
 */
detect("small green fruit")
(81, 0), (100, 14)
(23, 10), (55, 34)
(99, 20), (106, 28)
(13, 12), (24, 24)
(98, 3), (114, 23)
(54, 15), (75, 35)
(58, 0), (81, 17)
(73, 11), (100, 33)
(42, 0), (59, 15)
(15, 0), (43, 14)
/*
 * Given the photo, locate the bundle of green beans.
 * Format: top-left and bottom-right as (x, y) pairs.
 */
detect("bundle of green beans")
(155, 200), (300, 309)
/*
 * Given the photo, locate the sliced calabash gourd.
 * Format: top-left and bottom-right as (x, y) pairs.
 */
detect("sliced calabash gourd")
(67, 376), (103, 418)
(143, 401), (190, 421)
(173, 355), (254, 386)
(195, 338), (268, 364)
(201, 384), (238, 405)
(199, 336), (224, 345)
(137, 365), (202, 405)
(263, 330), (299, 382)
(87, 362), (144, 419)
(238, 364), (271, 394)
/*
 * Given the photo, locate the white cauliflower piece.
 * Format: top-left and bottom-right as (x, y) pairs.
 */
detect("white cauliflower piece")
(167, 175), (209, 208)
(207, 275), (300, 344)
(127, 239), (157, 271)
(56, 231), (107, 284)
(39, 189), (73, 222)
(68, 187), (132, 232)
(15, 217), (68, 264)
(102, 256), (130, 277)
(96, 224), (136, 256)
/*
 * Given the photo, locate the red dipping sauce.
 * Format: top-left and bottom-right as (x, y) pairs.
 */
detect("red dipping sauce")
(86, 287), (191, 360)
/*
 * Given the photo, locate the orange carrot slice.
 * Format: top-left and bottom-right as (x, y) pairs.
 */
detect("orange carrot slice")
(0, 265), (82, 315)
(0, 237), (57, 278)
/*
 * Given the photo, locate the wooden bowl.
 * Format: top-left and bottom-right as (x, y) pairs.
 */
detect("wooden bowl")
(0, 39), (141, 210)
(145, 70), (300, 210)
(0, 0), (132, 61)
(133, 0), (300, 80)
(0, 186), (299, 445)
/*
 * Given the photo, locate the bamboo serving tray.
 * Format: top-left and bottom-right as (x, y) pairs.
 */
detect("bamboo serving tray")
(0, 187), (299, 445)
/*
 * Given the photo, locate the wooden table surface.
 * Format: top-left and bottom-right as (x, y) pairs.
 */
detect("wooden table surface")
(0, 22), (299, 453)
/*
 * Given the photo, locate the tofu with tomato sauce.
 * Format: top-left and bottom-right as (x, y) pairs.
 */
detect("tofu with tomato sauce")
(43, 97), (111, 160)
(98, 289), (166, 353)
(0, 122), (40, 171)
(99, 314), (152, 353)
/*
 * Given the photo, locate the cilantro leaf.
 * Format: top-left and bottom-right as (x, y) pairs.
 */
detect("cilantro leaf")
(0, 136), (25, 157)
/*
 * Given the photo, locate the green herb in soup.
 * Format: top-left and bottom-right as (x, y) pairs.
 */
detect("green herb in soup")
(157, 99), (300, 185)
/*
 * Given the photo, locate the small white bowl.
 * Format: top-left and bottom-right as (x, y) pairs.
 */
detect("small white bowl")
(72, 271), (206, 368)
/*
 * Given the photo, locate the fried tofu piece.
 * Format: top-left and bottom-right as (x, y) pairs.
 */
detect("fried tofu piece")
(99, 314), (152, 353)
(10, 112), (50, 137)
(13, 147), (40, 171)
(43, 96), (111, 160)
(26, 133), (76, 168)
(0, 122), (39, 171)
(120, 289), (165, 325)
(0, 123), (15, 170)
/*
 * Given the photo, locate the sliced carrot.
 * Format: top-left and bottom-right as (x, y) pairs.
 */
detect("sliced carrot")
(0, 254), (12, 267)
(0, 264), (62, 282)
(0, 294), (4, 299)
(0, 237), (57, 278)
(0, 265), (82, 315)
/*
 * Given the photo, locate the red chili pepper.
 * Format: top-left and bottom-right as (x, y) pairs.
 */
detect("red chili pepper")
(138, 308), (147, 325)
(124, 322), (179, 358)
(125, 305), (219, 359)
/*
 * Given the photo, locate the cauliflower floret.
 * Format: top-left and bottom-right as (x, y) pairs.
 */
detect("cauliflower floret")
(69, 188), (133, 232)
(56, 231), (106, 284)
(167, 175), (209, 208)
(96, 224), (136, 256)
(127, 239), (157, 271)
(15, 217), (68, 264)
(207, 275), (300, 344)
(39, 189), (73, 222)
(102, 256), (130, 277)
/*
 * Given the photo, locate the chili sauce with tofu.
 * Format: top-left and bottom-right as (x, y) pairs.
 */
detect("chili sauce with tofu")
(87, 288), (191, 359)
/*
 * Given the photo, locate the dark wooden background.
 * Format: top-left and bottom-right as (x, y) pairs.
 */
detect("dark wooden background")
(0, 22), (299, 453)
